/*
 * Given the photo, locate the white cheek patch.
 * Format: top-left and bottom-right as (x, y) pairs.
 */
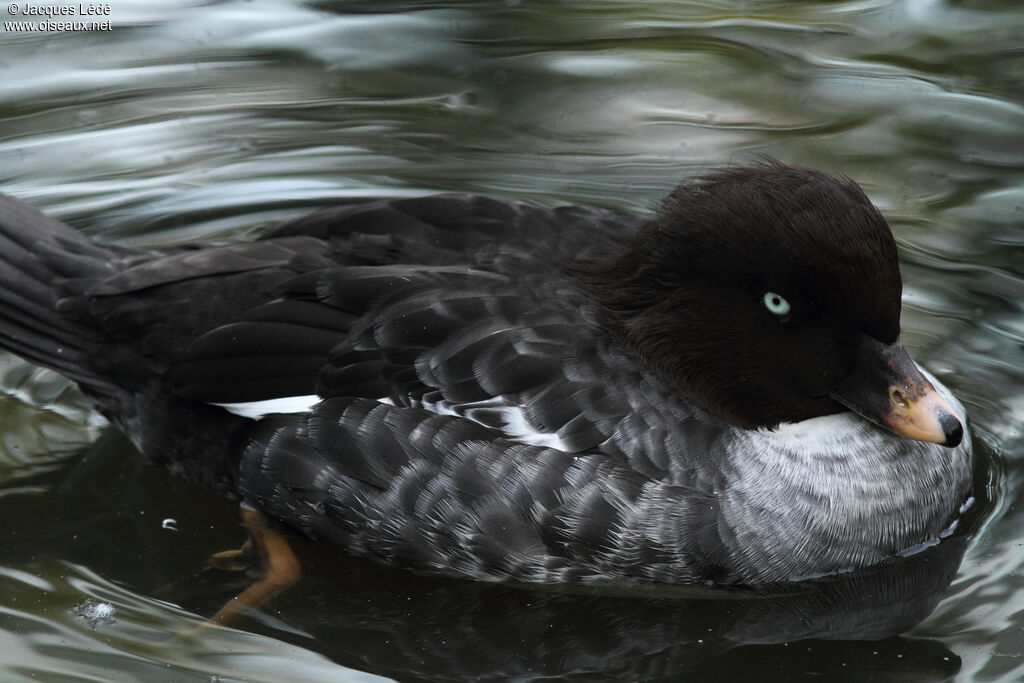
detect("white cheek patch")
(212, 395), (321, 418)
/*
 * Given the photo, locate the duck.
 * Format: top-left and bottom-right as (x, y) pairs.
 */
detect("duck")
(0, 161), (971, 611)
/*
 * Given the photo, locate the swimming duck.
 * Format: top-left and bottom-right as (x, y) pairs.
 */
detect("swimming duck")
(0, 162), (971, 602)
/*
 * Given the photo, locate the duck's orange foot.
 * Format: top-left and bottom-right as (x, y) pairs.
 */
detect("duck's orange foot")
(206, 506), (301, 627)
(206, 539), (257, 574)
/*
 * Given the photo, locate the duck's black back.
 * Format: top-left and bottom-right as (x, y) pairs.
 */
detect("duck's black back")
(0, 193), (671, 491)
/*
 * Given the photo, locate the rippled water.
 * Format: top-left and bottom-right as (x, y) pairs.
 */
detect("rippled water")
(0, 1), (1021, 680)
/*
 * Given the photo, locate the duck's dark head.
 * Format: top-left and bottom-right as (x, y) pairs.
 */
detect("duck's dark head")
(573, 161), (963, 447)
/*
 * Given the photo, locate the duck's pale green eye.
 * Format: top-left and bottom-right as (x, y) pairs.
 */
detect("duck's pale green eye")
(763, 291), (791, 316)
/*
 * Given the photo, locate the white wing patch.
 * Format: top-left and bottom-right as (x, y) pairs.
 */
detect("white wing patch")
(212, 395), (321, 418)
(209, 393), (570, 450)
(416, 395), (572, 450)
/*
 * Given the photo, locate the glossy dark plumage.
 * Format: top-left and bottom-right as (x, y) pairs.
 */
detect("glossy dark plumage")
(0, 163), (972, 584)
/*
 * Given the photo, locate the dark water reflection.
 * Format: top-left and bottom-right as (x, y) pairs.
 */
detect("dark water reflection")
(0, 1), (1022, 680)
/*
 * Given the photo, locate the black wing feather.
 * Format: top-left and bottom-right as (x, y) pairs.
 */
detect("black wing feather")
(153, 195), (710, 484)
(238, 397), (722, 582)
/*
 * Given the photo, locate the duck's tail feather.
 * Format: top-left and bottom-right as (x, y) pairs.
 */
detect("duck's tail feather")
(0, 195), (127, 393)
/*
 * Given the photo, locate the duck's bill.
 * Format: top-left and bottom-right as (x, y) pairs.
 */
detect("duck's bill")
(830, 336), (964, 448)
